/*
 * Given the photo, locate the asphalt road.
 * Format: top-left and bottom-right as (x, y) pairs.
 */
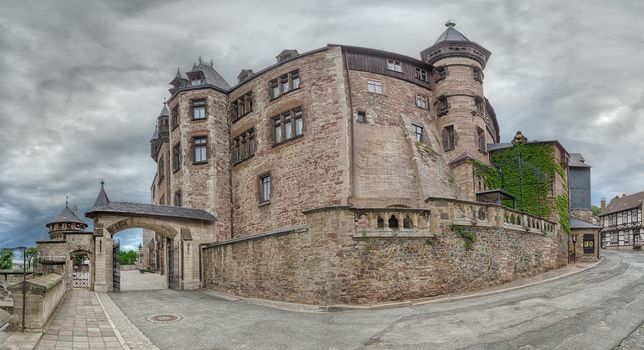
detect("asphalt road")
(108, 249), (644, 350)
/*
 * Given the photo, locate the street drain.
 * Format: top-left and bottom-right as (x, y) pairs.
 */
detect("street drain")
(145, 313), (183, 324)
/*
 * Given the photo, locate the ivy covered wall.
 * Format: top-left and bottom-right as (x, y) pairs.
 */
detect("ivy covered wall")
(474, 143), (570, 233)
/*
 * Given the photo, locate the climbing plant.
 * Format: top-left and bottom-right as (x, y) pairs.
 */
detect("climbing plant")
(452, 225), (476, 250)
(473, 143), (569, 233)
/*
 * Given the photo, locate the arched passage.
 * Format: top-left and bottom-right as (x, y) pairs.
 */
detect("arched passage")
(85, 183), (216, 292)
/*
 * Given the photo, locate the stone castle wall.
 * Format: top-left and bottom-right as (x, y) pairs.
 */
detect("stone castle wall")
(203, 204), (562, 305)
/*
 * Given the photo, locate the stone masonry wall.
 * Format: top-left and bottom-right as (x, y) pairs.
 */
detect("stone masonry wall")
(203, 206), (562, 305)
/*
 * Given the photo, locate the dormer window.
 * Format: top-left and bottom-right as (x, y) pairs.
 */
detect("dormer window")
(415, 68), (428, 82)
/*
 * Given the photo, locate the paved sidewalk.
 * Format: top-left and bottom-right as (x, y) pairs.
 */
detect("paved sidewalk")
(96, 293), (158, 350)
(36, 289), (123, 350)
(120, 271), (165, 291)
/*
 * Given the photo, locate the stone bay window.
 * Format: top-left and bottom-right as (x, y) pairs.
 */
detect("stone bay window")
(273, 108), (303, 145)
(191, 99), (206, 120)
(232, 128), (256, 165)
(193, 136), (208, 164)
(269, 70), (300, 99)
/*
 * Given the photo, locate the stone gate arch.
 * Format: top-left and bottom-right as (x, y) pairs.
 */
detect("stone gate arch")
(85, 183), (216, 292)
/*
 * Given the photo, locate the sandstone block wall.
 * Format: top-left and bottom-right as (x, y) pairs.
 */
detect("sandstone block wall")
(8, 272), (66, 332)
(203, 206), (562, 305)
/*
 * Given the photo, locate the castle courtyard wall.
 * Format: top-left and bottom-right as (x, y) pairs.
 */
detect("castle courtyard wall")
(202, 205), (562, 305)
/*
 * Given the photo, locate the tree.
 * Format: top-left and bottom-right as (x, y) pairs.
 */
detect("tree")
(25, 247), (38, 271)
(0, 249), (13, 270)
(592, 205), (602, 217)
(118, 250), (138, 265)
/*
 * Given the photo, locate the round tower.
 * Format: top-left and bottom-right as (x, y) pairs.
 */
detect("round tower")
(421, 22), (494, 200)
(46, 201), (88, 240)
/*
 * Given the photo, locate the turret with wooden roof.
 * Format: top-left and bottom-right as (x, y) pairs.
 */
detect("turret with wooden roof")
(46, 199), (88, 240)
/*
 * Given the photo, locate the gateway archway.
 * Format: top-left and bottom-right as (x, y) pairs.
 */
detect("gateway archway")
(85, 182), (216, 292)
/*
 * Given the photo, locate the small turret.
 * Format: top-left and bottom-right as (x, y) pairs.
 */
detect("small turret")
(46, 199), (88, 240)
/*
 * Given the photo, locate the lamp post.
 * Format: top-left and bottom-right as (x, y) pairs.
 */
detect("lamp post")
(9, 247), (27, 332)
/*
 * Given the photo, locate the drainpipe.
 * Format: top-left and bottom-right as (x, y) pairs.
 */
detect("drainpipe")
(342, 47), (356, 200)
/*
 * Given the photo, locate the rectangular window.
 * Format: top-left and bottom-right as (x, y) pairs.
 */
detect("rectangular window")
(443, 125), (455, 151)
(367, 80), (383, 94)
(192, 99), (206, 120)
(172, 143), (181, 172)
(273, 107), (304, 145)
(193, 136), (207, 163)
(473, 68), (483, 82)
(415, 68), (428, 82)
(477, 127), (486, 152)
(357, 111), (366, 123)
(435, 67), (447, 82)
(413, 124), (423, 142)
(269, 70), (300, 100)
(415, 95), (428, 110)
(437, 95), (448, 116)
(158, 156), (164, 184)
(232, 129), (256, 165)
(171, 107), (179, 130)
(231, 92), (253, 122)
(174, 191), (181, 207)
(260, 174), (271, 203)
(386, 59), (402, 72)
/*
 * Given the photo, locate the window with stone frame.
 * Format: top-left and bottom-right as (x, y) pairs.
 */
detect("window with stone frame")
(386, 59), (402, 73)
(232, 128), (256, 165)
(272, 107), (303, 145)
(473, 67), (483, 82)
(172, 143), (181, 172)
(193, 136), (208, 164)
(415, 94), (428, 110)
(230, 91), (253, 122)
(415, 67), (428, 82)
(174, 190), (182, 207)
(476, 127), (486, 152)
(269, 70), (300, 100)
(171, 106), (179, 130)
(434, 67), (447, 83)
(259, 173), (271, 204)
(367, 80), (383, 94)
(191, 99), (206, 120)
(442, 125), (456, 151)
(158, 156), (165, 184)
(437, 95), (448, 116)
(474, 96), (485, 116)
(357, 111), (366, 123)
(412, 124), (424, 142)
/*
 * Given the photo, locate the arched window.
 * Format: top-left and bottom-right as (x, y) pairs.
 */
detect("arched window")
(403, 216), (413, 229)
(478, 208), (486, 221)
(377, 216), (385, 229)
(388, 215), (399, 229)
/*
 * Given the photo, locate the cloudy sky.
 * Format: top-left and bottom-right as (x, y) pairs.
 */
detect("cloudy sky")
(1, 0), (643, 250)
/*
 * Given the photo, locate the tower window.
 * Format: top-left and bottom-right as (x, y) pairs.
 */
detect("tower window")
(476, 127), (486, 152)
(437, 95), (448, 116)
(415, 95), (428, 110)
(171, 107), (179, 130)
(357, 111), (366, 123)
(158, 156), (164, 184)
(434, 67), (447, 82)
(191, 99), (206, 120)
(386, 59), (402, 73)
(442, 125), (456, 151)
(172, 143), (181, 172)
(415, 68), (428, 82)
(259, 173), (271, 204)
(413, 124), (424, 142)
(193, 136), (208, 164)
(473, 68), (483, 82)
(474, 96), (485, 116)
(367, 80), (383, 94)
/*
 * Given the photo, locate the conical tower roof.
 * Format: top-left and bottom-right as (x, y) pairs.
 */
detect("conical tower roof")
(434, 22), (470, 43)
(158, 104), (169, 117)
(93, 180), (110, 208)
(46, 202), (86, 227)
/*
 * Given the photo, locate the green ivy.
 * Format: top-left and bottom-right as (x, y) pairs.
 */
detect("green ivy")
(556, 193), (570, 234)
(452, 225), (476, 250)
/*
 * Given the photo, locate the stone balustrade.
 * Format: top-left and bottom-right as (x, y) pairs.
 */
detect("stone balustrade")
(353, 208), (433, 238)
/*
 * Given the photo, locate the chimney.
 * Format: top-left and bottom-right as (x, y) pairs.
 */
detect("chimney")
(600, 197), (606, 212)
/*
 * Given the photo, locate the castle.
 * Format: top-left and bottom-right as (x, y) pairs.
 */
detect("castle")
(34, 23), (599, 304)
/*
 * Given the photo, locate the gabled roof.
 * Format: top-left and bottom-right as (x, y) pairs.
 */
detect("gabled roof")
(435, 22), (470, 43)
(570, 217), (601, 229)
(186, 58), (231, 91)
(601, 191), (644, 216)
(47, 203), (86, 227)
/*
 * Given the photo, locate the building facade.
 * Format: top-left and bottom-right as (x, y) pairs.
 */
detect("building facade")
(139, 23), (580, 304)
(600, 192), (644, 248)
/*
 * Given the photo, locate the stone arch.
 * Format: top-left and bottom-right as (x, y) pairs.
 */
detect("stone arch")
(388, 215), (399, 229)
(106, 217), (179, 239)
(403, 215), (413, 229)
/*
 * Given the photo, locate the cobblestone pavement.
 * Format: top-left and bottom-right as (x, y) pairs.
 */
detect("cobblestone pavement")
(96, 292), (159, 350)
(107, 250), (644, 350)
(120, 271), (166, 291)
(36, 289), (123, 350)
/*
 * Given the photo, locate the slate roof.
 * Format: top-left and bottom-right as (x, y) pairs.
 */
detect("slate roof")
(47, 204), (86, 227)
(158, 104), (169, 117)
(86, 182), (215, 221)
(186, 59), (231, 91)
(569, 153), (591, 168)
(434, 23), (470, 43)
(570, 217), (601, 229)
(602, 191), (644, 216)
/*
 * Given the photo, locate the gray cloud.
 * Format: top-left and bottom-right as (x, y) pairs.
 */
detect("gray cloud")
(1, 0), (643, 249)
